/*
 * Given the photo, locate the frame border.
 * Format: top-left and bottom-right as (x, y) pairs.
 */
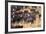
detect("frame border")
(5, 1), (45, 33)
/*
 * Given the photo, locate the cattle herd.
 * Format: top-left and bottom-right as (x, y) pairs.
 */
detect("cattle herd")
(11, 5), (41, 28)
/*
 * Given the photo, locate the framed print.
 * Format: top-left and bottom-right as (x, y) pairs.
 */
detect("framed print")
(5, 1), (45, 33)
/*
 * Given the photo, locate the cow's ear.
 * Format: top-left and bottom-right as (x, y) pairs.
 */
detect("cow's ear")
(39, 14), (41, 18)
